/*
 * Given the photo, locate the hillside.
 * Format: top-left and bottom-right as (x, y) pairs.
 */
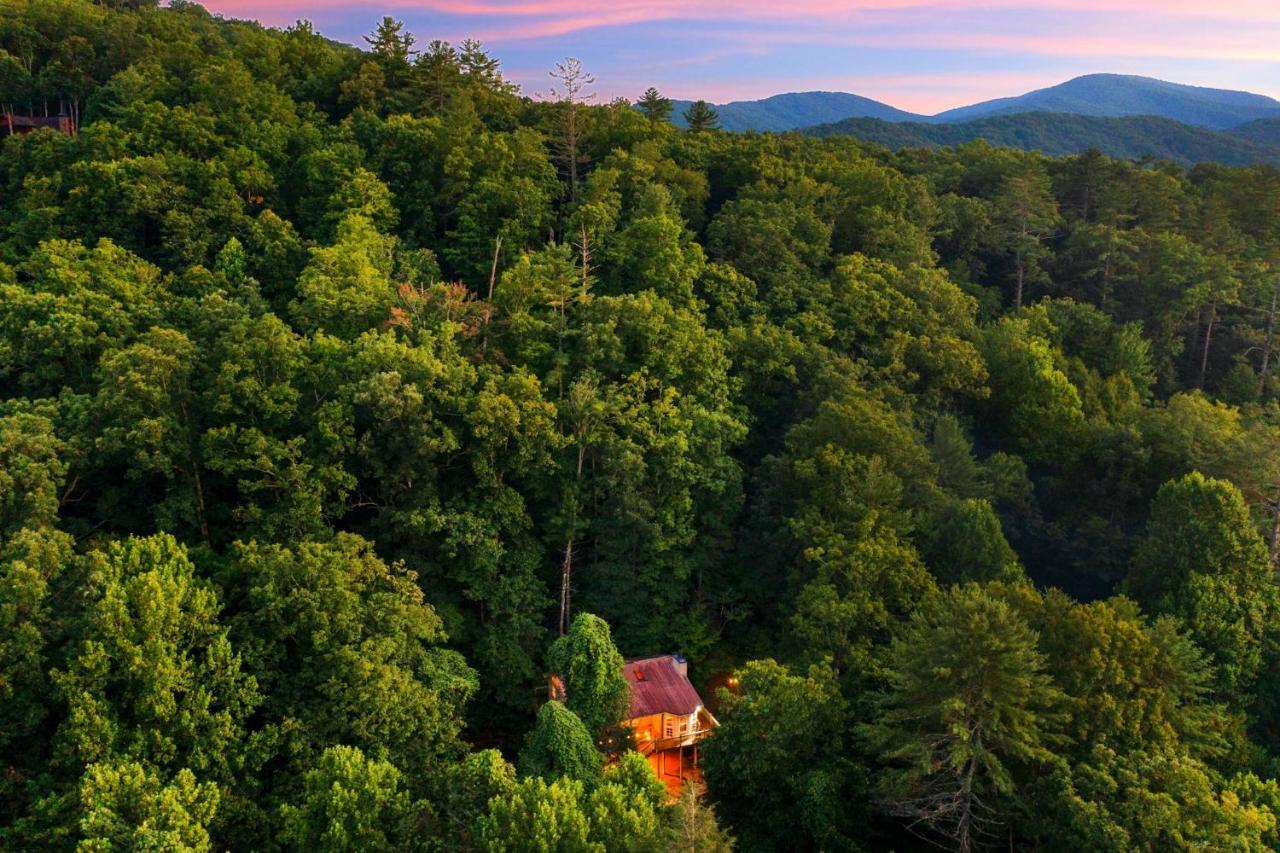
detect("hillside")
(802, 111), (1280, 166)
(669, 91), (922, 131)
(1229, 117), (1280, 148)
(931, 74), (1280, 129)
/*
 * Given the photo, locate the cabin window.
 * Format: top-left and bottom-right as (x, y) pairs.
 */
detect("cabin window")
(664, 719), (674, 738)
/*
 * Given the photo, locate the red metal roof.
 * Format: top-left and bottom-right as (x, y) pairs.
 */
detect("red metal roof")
(623, 655), (705, 718)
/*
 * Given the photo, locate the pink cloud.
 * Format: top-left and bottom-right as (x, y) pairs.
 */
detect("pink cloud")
(195, 0), (1280, 109)
(203, 0), (1280, 34)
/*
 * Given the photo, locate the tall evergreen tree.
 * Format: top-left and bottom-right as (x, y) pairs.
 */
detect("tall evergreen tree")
(637, 87), (673, 124)
(683, 99), (720, 132)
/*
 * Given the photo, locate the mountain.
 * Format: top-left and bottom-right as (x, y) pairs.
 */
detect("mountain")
(1229, 118), (1280, 148)
(801, 112), (1280, 167)
(930, 74), (1280, 130)
(669, 91), (923, 132)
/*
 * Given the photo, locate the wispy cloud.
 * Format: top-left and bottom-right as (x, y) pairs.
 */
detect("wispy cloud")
(197, 0), (1280, 110)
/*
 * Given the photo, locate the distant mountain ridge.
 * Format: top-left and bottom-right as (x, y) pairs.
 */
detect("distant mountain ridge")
(930, 74), (1280, 130)
(801, 112), (1280, 167)
(670, 91), (922, 132)
(663, 75), (1280, 134)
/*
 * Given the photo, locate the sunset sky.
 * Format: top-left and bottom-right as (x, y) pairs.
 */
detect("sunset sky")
(197, 1), (1280, 113)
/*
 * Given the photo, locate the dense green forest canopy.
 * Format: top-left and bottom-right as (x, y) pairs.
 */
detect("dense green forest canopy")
(6, 1), (1280, 850)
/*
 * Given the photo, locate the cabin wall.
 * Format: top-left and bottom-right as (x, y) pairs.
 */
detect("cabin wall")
(626, 711), (701, 747)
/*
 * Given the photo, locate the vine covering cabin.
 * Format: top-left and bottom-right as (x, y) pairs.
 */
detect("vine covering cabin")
(548, 652), (718, 794)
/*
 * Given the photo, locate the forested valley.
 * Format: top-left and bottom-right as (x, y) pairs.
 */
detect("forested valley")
(7, 2), (1280, 850)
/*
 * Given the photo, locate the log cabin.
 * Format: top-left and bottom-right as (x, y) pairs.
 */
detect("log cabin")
(620, 654), (718, 794)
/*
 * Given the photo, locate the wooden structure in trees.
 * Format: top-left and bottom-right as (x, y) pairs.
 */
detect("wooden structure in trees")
(620, 654), (718, 794)
(3, 112), (76, 138)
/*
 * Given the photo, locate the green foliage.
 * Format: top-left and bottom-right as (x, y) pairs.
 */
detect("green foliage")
(290, 214), (397, 339)
(478, 777), (598, 853)
(7, 3), (1280, 848)
(702, 659), (862, 850)
(664, 783), (735, 853)
(278, 746), (414, 852)
(864, 583), (1063, 850)
(804, 113), (1280, 167)
(1126, 472), (1278, 698)
(547, 613), (631, 737)
(78, 763), (220, 853)
(53, 534), (259, 779)
(226, 534), (477, 782)
(683, 100), (720, 133)
(518, 700), (602, 784)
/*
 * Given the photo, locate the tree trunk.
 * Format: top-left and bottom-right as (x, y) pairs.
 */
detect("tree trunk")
(1013, 254), (1025, 311)
(558, 442), (587, 635)
(1260, 285), (1277, 396)
(191, 464), (211, 545)
(1269, 499), (1280, 567)
(1198, 301), (1217, 389)
(566, 101), (578, 203)
(578, 224), (591, 296)
(181, 401), (211, 545)
(480, 236), (502, 352)
(1100, 225), (1115, 311)
(558, 537), (573, 636)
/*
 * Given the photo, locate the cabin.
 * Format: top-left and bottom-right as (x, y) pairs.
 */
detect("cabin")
(3, 112), (76, 138)
(620, 654), (718, 794)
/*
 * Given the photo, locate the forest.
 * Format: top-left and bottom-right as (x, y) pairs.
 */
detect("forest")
(5, 1), (1280, 850)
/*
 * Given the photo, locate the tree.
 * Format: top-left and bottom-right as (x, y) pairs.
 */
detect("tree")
(290, 214), (397, 339)
(547, 613), (631, 737)
(437, 750), (517, 848)
(417, 40), (460, 110)
(585, 752), (667, 852)
(226, 535), (477, 786)
(664, 783), (735, 853)
(790, 521), (937, 680)
(1126, 472), (1277, 700)
(637, 87), (672, 124)
(918, 497), (1022, 585)
(977, 317), (1086, 465)
(279, 746), (415, 852)
(364, 17), (417, 71)
(518, 700), (602, 784)
(701, 659), (862, 850)
(479, 777), (598, 853)
(0, 414), (73, 808)
(549, 58), (595, 202)
(78, 763), (220, 853)
(94, 328), (210, 541)
(682, 100), (719, 133)
(992, 164), (1060, 309)
(51, 535), (259, 782)
(865, 583), (1063, 852)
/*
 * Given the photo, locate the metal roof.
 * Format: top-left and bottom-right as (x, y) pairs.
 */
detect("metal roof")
(623, 655), (705, 718)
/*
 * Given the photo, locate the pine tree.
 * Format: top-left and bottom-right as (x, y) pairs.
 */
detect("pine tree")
(683, 99), (719, 132)
(865, 584), (1063, 852)
(638, 87), (673, 124)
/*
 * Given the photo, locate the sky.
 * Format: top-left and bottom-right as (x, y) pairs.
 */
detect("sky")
(197, 1), (1280, 114)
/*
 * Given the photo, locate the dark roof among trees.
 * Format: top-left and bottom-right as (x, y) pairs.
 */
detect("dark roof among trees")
(623, 655), (704, 718)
